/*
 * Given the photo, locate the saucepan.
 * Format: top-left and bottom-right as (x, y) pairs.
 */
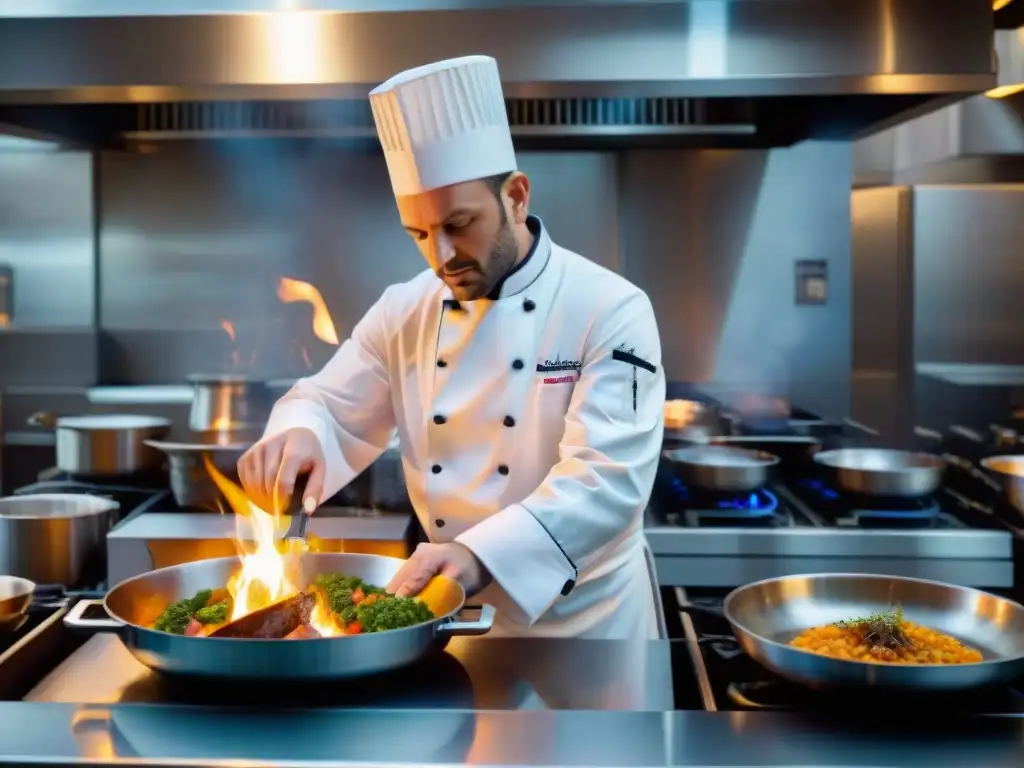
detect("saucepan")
(979, 455), (1024, 518)
(144, 439), (253, 509)
(662, 445), (780, 492)
(28, 412), (170, 477)
(682, 573), (1024, 691)
(813, 448), (946, 498)
(64, 552), (495, 680)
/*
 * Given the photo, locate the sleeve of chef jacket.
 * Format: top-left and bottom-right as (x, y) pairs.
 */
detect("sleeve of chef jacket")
(456, 290), (665, 625)
(263, 290), (396, 504)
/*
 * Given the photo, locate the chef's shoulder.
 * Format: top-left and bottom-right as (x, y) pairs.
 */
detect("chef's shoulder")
(356, 268), (447, 334)
(557, 247), (656, 322)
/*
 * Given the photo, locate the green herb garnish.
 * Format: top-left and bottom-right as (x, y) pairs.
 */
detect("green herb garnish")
(834, 606), (913, 650)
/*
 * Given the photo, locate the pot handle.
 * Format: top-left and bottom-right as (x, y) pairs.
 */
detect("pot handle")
(64, 599), (123, 632)
(437, 604), (496, 637)
(27, 411), (58, 429)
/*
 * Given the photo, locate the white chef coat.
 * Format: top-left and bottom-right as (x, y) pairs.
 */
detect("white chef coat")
(264, 217), (666, 639)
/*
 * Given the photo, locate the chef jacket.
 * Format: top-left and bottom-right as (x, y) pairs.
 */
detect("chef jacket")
(265, 216), (665, 639)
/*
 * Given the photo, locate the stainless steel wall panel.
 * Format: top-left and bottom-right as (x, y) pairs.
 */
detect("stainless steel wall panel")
(850, 186), (913, 444)
(912, 185), (1024, 366)
(97, 146), (619, 382)
(619, 141), (853, 418)
(0, 151), (94, 327)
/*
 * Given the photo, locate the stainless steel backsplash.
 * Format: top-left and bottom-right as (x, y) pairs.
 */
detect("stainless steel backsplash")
(0, 141), (853, 417)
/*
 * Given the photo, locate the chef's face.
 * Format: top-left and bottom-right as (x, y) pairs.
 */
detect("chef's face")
(397, 172), (530, 301)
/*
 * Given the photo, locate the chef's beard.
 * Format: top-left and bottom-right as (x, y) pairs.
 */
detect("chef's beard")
(443, 216), (519, 301)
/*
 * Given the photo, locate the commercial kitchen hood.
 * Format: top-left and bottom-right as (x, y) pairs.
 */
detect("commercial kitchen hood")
(0, 0), (997, 148)
(855, 16), (1024, 185)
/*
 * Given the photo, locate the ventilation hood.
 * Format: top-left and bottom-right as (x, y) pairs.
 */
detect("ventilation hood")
(855, 17), (1024, 185)
(0, 0), (997, 148)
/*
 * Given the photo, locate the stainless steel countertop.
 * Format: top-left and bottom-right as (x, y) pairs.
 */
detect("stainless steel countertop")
(6, 632), (1024, 766)
(0, 700), (1021, 766)
(26, 634), (674, 712)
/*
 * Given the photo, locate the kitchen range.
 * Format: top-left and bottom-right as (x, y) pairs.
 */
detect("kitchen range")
(0, 410), (1020, 765)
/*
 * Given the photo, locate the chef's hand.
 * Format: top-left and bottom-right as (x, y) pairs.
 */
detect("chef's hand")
(387, 542), (492, 598)
(237, 427), (326, 515)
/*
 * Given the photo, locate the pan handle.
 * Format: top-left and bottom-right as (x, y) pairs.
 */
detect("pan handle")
(63, 599), (123, 632)
(678, 603), (729, 622)
(437, 604), (496, 637)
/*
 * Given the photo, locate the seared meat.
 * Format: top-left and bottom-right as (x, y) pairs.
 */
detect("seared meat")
(210, 592), (316, 639)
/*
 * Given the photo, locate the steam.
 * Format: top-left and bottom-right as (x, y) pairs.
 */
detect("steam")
(712, 293), (806, 408)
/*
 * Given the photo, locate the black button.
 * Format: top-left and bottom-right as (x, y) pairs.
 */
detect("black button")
(437, 359), (447, 368)
(523, 299), (536, 312)
(433, 414), (446, 425)
(560, 578), (576, 597)
(503, 415), (515, 427)
(512, 358), (524, 370)
(498, 464), (509, 476)
(431, 464), (442, 474)
(444, 299), (462, 311)
(435, 518), (446, 528)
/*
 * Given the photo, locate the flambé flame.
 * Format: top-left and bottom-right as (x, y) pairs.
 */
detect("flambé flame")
(202, 454), (342, 636)
(277, 276), (340, 346)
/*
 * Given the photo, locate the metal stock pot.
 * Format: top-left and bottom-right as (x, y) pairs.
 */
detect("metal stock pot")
(28, 412), (170, 477)
(0, 494), (120, 585)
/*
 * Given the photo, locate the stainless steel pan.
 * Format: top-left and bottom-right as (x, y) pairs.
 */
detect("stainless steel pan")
(710, 436), (822, 469)
(687, 573), (1024, 691)
(662, 445), (780, 492)
(980, 455), (1024, 517)
(0, 577), (66, 633)
(813, 448), (946, 498)
(64, 553), (495, 680)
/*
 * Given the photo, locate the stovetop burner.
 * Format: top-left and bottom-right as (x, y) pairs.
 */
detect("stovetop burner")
(794, 478), (948, 529)
(664, 479), (788, 527)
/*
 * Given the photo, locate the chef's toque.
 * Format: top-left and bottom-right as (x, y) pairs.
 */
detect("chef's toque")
(369, 55), (517, 197)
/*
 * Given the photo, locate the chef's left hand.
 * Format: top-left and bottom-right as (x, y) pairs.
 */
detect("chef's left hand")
(387, 542), (492, 598)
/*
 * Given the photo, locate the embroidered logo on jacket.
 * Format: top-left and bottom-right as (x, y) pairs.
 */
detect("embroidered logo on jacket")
(537, 356), (581, 385)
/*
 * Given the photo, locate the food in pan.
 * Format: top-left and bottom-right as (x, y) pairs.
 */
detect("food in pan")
(789, 608), (983, 664)
(152, 588), (230, 635)
(150, 572), (434, 638)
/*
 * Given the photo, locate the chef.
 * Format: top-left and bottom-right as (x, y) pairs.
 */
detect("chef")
(238, 55), (666, 639)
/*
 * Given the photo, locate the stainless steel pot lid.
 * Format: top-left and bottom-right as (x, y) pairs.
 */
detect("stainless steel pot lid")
(54, 414), (171, 430)
(0, 494), (120, 519)
(187, 373), (266, 385)
(144, 439), (252, 453)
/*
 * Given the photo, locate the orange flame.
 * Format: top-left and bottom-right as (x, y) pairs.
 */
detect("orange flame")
(202, 455), (342, 636)
(220, 319), (241, 368)
(277, 277), (339, 346)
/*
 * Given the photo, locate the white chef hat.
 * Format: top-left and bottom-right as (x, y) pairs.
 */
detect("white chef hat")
(369, 55), (517, 197)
